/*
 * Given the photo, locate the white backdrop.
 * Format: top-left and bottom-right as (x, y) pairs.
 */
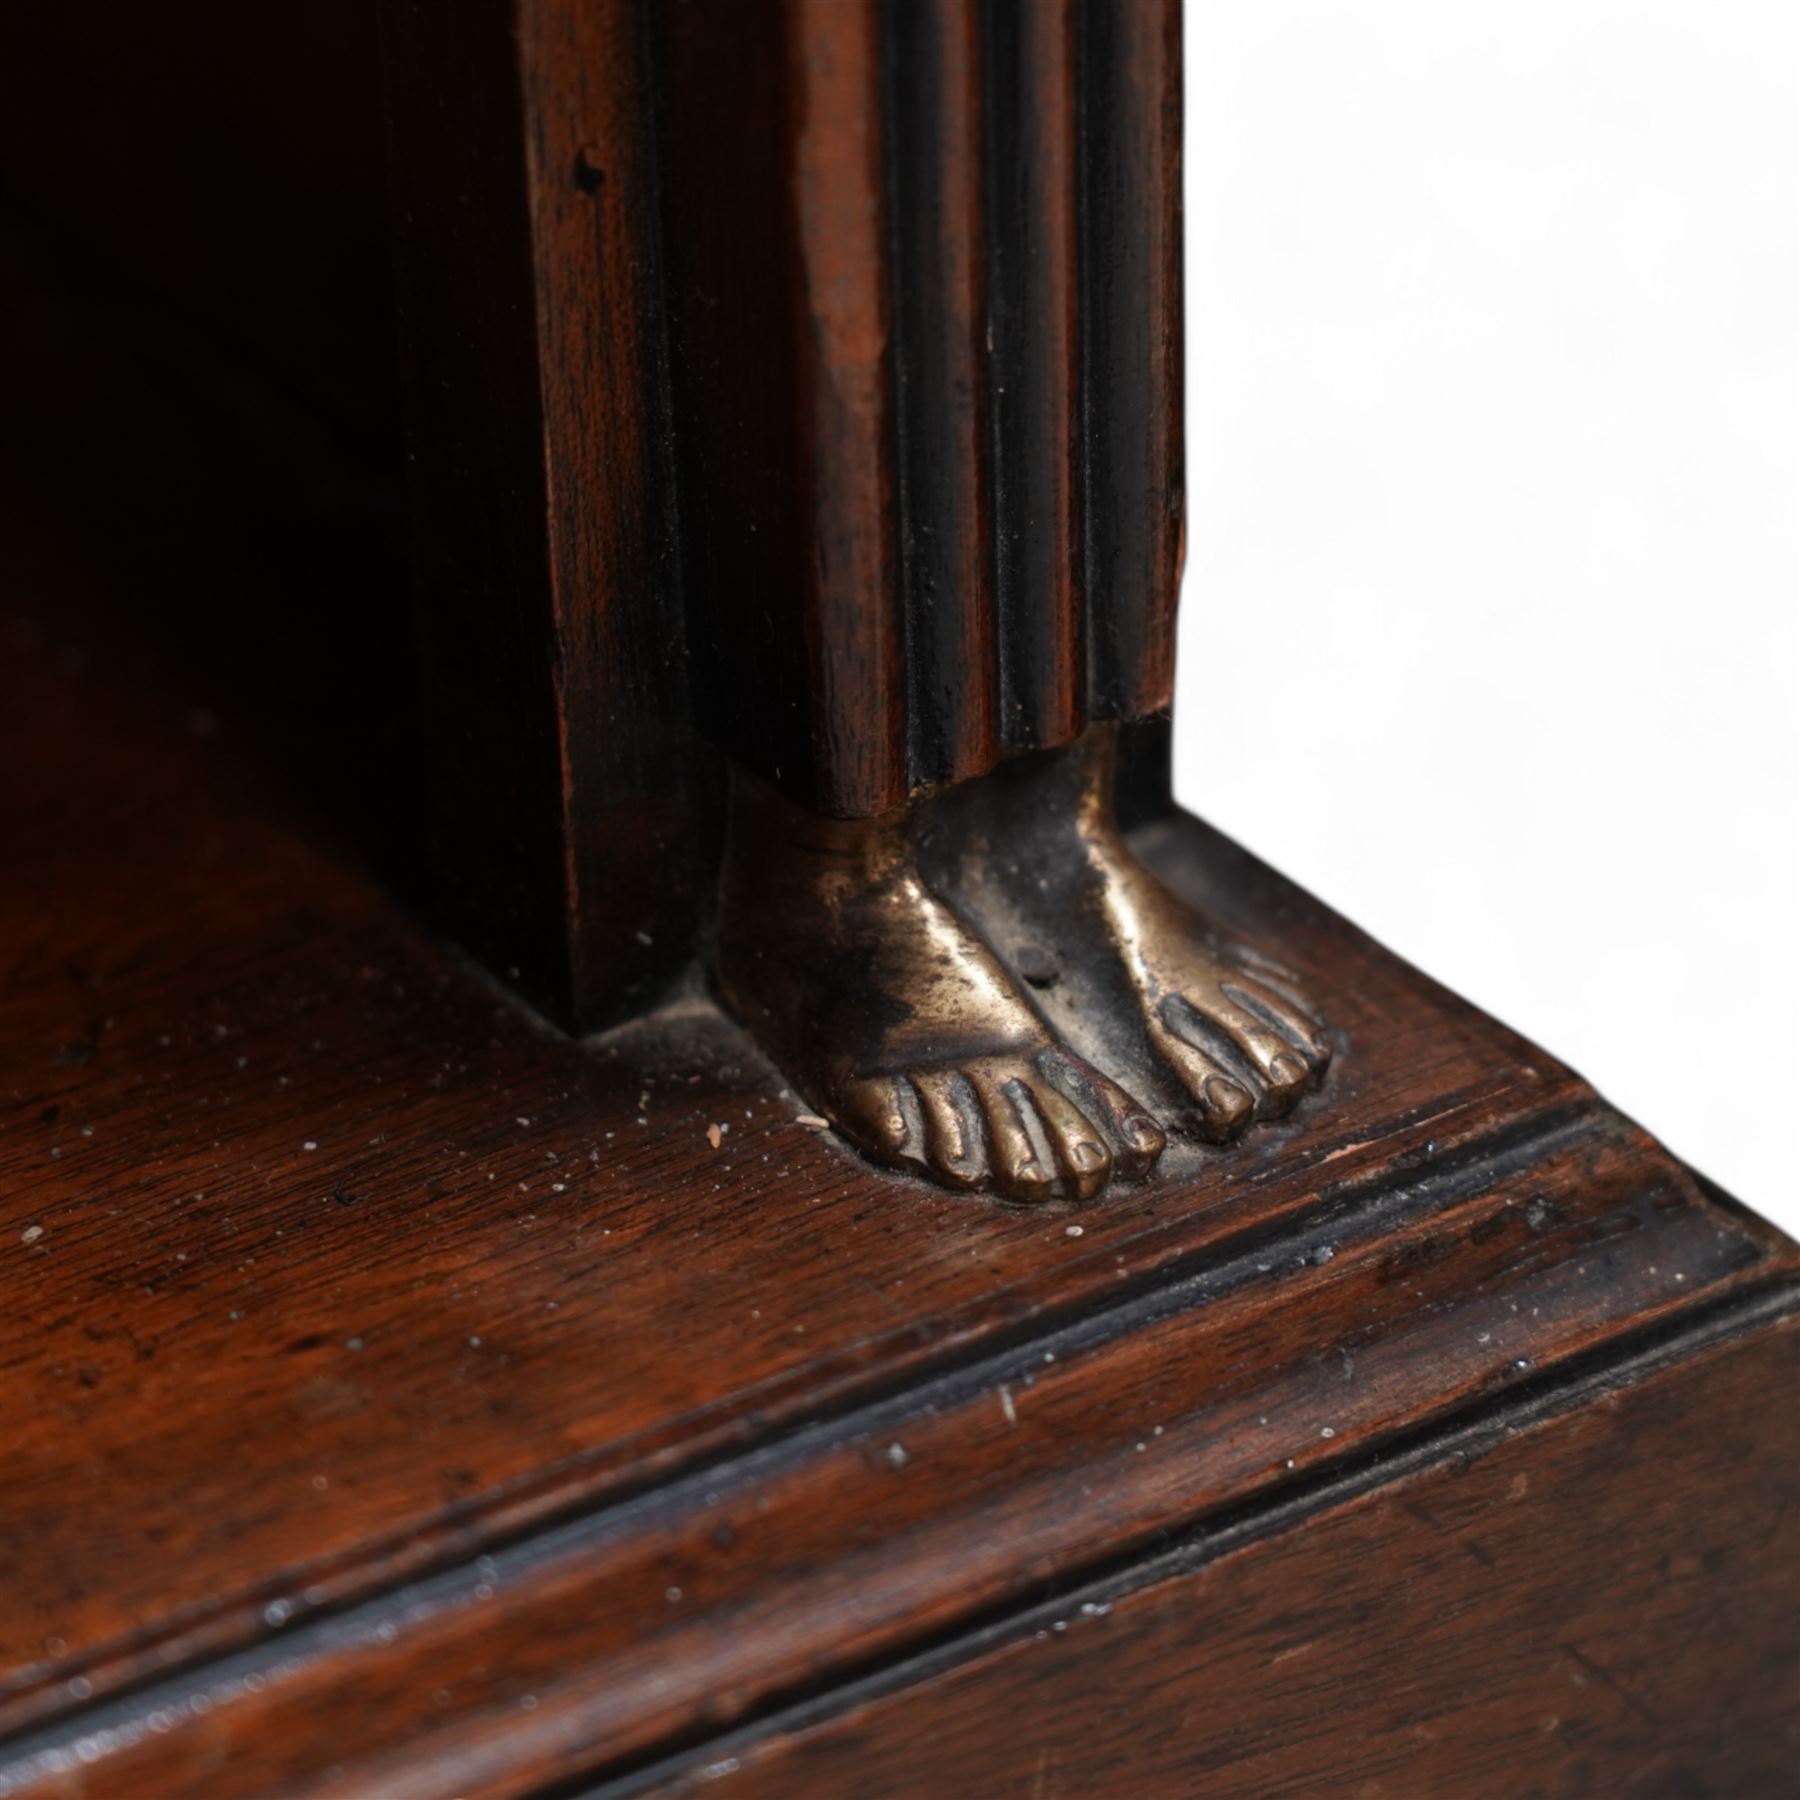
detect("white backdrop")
(1176, 2), (1799, 1229)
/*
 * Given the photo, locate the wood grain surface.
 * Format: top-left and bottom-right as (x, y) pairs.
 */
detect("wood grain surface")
(1, 487), (1793, 1796)
(632, 1311), (1800, 1799)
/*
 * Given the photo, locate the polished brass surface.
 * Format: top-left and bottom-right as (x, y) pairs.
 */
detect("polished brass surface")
(717, 725), (1331, 1202)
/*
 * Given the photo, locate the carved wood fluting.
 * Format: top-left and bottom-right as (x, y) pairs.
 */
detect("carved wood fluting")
(655, 0), (1183, 820)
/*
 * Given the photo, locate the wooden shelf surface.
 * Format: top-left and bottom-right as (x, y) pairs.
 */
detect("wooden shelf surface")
(1, 496), (1793, 1797)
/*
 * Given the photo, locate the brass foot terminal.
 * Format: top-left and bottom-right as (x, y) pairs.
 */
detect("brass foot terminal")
(717, 726), (1331, 1202)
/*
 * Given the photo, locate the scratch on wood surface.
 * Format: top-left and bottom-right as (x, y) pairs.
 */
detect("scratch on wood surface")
(1561, 1643), (1657, 1724)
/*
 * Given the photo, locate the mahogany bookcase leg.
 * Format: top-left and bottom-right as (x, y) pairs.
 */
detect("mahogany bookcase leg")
(386, 0), (1332, 1195)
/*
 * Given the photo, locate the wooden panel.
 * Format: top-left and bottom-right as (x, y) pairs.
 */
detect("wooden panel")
(640, 1313), (1800, 1799)
(383, 0), (711, 1031)
(0, 490), (1792, 1796)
